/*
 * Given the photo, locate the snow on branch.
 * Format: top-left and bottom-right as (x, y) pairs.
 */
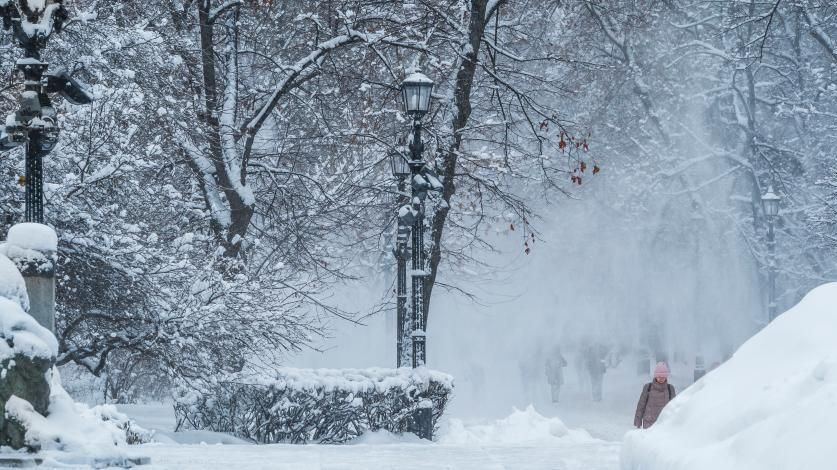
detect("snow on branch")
(241, 29), (378, 137)
(174, 367), (453, 443)
(238, 28), (381, 165)
(208, 0), (242, 24)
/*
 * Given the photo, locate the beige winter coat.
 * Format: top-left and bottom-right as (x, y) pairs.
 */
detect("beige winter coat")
(634, 381), (676, 428)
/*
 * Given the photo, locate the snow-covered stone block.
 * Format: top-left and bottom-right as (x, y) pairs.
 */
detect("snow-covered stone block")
(1, 223), (58, 276)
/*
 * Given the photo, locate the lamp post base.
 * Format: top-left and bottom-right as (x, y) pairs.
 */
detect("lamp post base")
(411, 405), (433, 441)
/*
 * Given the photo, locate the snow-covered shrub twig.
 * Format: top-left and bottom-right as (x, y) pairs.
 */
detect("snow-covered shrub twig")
(173, 368), (453, 443)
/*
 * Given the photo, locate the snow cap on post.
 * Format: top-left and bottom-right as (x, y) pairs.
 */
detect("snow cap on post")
(7, 223), (57, 253)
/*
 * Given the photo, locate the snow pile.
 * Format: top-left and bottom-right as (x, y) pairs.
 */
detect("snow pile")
(0, 252), (54, 360)
(349, 429), (427, 445)
(0, 253), (29, 311)
(439, 405), (596, 446)
(622, 282), (837, 470)
(0, 297), (57, 360)
(7, 371), (152, 461)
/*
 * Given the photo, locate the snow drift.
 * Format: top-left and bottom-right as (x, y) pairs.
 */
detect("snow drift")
(439, 405), (596, 446)
(621, 282), (837, 470)
(7, 370), (152, 458)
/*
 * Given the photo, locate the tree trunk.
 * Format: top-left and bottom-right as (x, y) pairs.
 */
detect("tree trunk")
(424, 0), (490, 324)
(197, 1), (253, 260)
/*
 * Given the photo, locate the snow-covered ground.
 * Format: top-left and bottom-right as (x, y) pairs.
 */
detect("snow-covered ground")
(115, 405), (620, 470)
(135, 439), (618, 470)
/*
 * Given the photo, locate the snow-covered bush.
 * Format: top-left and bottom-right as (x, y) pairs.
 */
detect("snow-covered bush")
(621, 283), (837, 470)
(173, 367), (453, 444)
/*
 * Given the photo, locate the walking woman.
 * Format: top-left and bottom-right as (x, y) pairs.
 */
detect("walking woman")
(634, 362), (676, 429)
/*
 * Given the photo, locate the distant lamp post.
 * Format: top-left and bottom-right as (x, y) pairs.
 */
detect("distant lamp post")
(389, 150), (410, 367)
(761, 186), (781, 322)
(396, 71), (439, 440)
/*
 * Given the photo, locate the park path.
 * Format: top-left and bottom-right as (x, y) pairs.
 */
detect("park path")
(136, 439), (621, 470)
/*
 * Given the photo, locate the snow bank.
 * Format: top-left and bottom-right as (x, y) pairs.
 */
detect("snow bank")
(6, 370), (152, 459)
(621, 282), (837, 470)
(348, 429), (428, 445)
(0, 297), (57, 360)
(0, 253), (29, 311)
(439, 405), (596, 446)
(0, 252), (55, 360)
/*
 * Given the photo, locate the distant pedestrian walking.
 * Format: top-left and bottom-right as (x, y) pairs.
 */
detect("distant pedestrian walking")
(584, 345), (607, 402)
(545, 348), (568, 403)
(634, 362), (676, 429)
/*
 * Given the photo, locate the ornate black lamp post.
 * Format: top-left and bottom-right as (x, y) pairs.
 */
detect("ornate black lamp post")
(761, 186), (781, 322)
(0, 0), (93, 223)
(389, 150), (410, 367)
(397, 71), (437, 440)
(400, 72), (433, 369)
(0, 1), (92, 334)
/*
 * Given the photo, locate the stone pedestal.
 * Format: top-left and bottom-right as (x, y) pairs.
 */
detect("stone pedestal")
(0, 355), (52, 449)
(19, 261), (55, 334)
(0, 223), (58, 449)
(2, 222), (58, 334)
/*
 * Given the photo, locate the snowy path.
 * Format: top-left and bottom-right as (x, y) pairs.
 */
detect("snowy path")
(108, 404), (622, 470)
(137, 440), (620, 470)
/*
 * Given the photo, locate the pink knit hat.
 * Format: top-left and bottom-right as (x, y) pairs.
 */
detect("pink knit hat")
(653, 362), (670, 379)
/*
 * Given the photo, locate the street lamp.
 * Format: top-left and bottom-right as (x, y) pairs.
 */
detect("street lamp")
(0, 1), (92, 338)
(401, 72), (434, 119)
(0, 1), (93, 223)
(400, 71), (434, 373)
(389, 150), (410, 367)
(398, 71), (435, 440)
(761, 185), (781, 322)
(389, 151), (411, 179)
